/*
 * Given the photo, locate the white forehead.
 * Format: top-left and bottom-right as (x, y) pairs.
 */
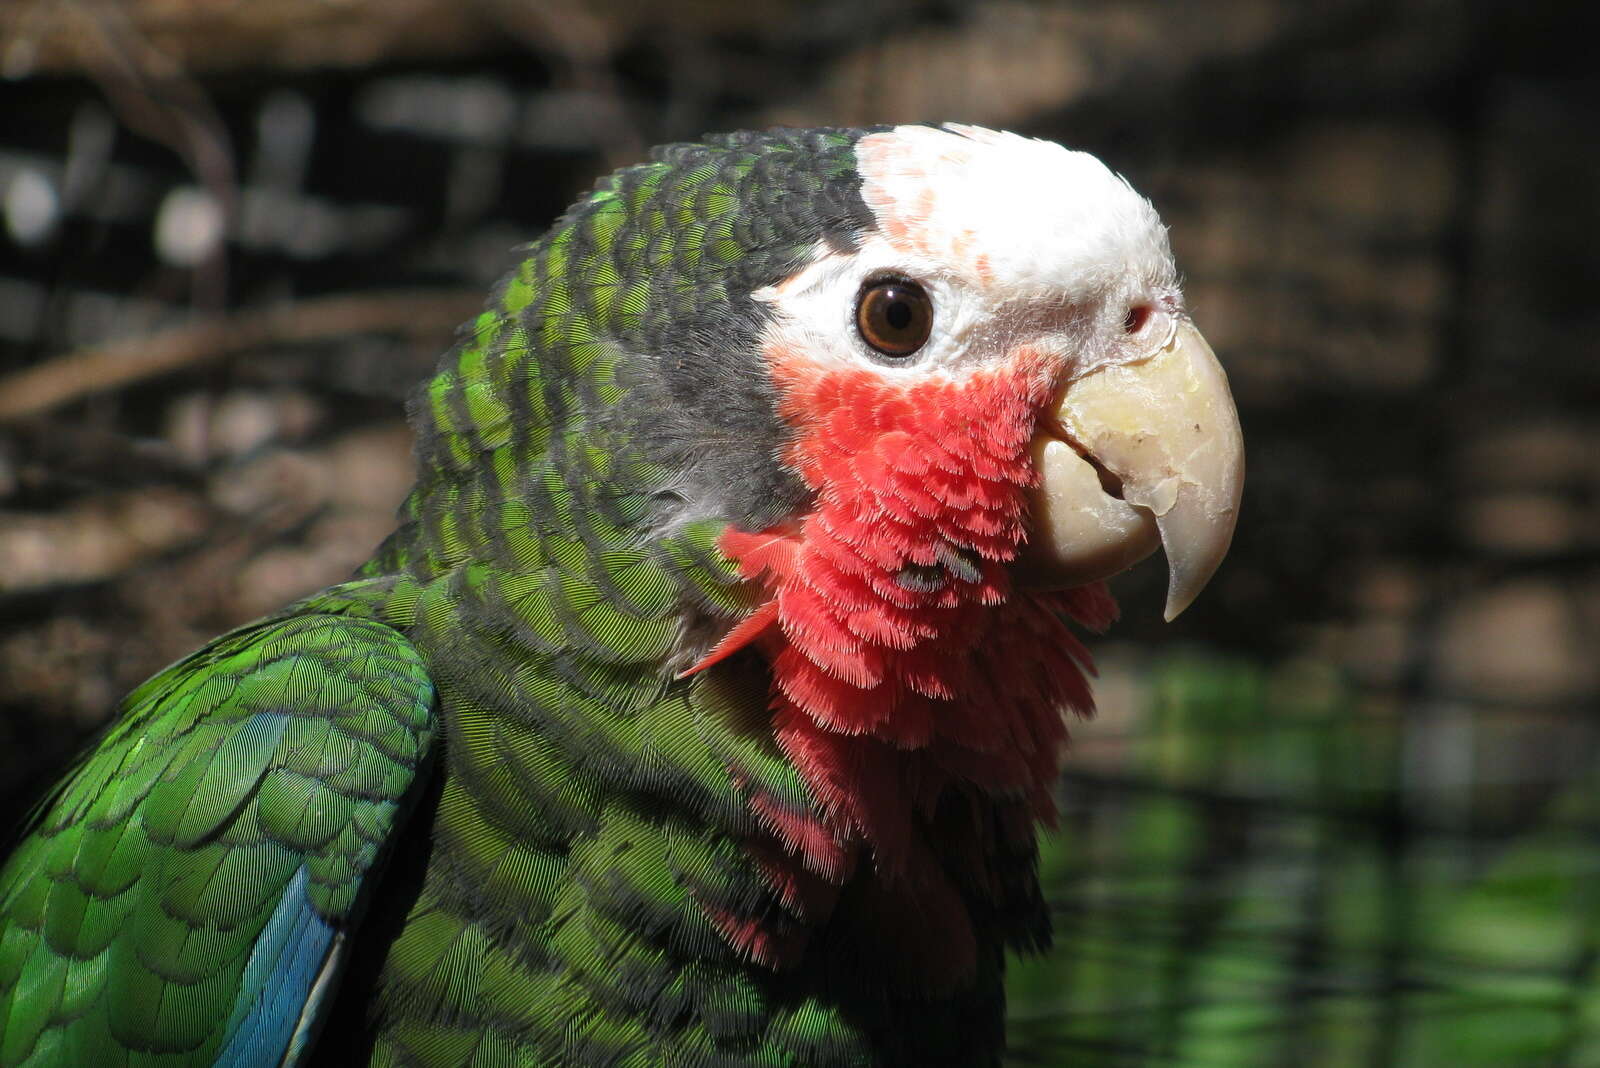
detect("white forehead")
(750, 125), (1179, 380)
(855, 123), (1174, 301)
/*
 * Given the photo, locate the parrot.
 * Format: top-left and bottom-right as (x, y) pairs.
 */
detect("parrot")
(0, 123), (1243, 1067)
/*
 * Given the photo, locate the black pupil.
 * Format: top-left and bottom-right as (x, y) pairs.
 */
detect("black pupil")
(884, 296), (913, 331)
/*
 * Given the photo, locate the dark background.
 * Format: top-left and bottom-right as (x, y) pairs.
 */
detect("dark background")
(1, 2), (1596, 1064)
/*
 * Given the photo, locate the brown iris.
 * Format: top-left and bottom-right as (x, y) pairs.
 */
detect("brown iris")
(856, 278), (933, 358)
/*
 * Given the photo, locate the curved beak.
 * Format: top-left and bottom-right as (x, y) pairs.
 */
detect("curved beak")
(1016, 320), (1245, 620)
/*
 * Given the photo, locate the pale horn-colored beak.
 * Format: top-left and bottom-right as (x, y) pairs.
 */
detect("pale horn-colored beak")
(1015, 320), (1244, 620)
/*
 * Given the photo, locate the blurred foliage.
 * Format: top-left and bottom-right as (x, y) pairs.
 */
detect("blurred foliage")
(1010, 654), (1600, 1065)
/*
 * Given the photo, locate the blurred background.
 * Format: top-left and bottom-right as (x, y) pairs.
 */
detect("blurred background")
(0, 1), (1595, 1064)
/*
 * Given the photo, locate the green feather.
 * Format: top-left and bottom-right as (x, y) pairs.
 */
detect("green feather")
(0, 616), (437, 1066)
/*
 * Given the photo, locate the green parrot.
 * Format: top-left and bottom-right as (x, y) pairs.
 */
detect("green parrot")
(0, 123), (1243, 1067)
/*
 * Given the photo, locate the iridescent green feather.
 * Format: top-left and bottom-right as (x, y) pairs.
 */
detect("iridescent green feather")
(312, 130), (926, 1067)
(0, 613), (437, 1067)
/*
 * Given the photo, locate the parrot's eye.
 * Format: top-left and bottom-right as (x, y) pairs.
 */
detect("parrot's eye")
(856, 278), (933, 358)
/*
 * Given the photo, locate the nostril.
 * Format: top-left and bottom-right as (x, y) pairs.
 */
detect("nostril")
(1122, 305), (1152, 334)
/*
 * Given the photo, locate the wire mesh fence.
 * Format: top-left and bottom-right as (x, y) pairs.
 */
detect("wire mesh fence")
(1012, 653), (1600, 1065)
(0, 1), (1595, 1063)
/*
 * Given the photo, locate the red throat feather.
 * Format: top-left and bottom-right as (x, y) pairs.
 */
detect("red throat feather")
(697, 344), (1119, 986)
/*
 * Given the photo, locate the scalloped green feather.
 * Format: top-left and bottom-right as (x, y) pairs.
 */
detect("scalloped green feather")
(0, 616), (437, 1067)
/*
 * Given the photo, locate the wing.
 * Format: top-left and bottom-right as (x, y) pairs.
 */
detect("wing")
(0, 613), (438, 1068)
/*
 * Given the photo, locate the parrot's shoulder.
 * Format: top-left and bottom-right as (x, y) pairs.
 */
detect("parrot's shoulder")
(0, 611), (440, 1067)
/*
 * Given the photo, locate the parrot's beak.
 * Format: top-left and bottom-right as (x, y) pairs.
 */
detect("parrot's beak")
(1016, 320), (1244, 620)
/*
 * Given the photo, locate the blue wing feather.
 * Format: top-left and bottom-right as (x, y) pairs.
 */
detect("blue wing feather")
(214, 865), (336, 1068)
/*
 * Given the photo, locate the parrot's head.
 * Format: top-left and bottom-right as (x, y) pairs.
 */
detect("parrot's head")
(728, 123), (1242, 622)
(614, 124), (1241, 689)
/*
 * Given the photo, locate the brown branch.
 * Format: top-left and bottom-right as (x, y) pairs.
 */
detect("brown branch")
(0, 289), (482, 422)
(0, 0), (497, 77)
